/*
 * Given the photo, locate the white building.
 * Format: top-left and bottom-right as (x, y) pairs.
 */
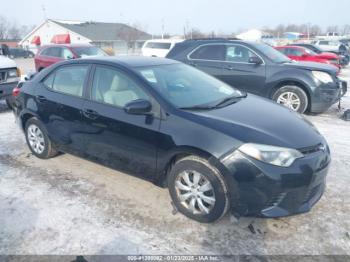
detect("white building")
(19, 19), (151, 54)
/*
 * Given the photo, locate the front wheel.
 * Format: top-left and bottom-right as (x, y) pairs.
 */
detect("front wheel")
(168, 156), (230, 223)
(272, 85), (308, 114)
(25, 118), (58, 159)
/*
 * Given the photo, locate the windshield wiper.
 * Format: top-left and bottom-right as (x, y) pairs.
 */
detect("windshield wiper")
(213, 93), (247, 108)
(179, 104), (218, 110)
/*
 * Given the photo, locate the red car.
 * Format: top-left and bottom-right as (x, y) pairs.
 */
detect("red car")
(34, 44), (107, 71)
(275, 46), (341, 72)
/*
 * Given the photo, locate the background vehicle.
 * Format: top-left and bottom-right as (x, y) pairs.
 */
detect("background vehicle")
(292, 43), (349, 66)
(34, 44), (107, 71)
(8, 48), (35, 59)
(141, 39), (184, 57)
(0, 45), (20, 109)
(167, 39), (347, 114)
(14, 57), (330, 222)
(275, 46), (341, 71)
(312, 40), (348, 54)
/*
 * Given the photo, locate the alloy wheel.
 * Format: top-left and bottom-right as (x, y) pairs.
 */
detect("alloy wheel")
(277, 92), (301, 111)
(27, 124), (46, 154)
(175, 170), (216, 215)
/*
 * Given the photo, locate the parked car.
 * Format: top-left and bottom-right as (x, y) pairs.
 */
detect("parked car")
(166, 39), (347, 114)
(8, 48), (35, 59)
(292, 43), (349, 67)
(0, 46), (20, 109)
(312, 40), (348, 54)
(141, 39), (184, 57)
(275, 46), (341, 72)
(34, 44), (107, 71)
(13, 56), (330, 222)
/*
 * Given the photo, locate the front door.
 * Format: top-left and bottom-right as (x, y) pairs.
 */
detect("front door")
(220, 44), (266, 95)
(81, 65), (160, 180)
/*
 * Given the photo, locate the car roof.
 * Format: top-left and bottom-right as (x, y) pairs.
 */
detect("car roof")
(80, 56), (180, 68)
(40, 44), (93, 48)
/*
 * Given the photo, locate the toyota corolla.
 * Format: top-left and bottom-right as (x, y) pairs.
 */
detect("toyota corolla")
(13, 57), (330, 222)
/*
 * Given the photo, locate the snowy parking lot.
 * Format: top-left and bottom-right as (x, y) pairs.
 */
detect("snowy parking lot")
(0, 59), (349, 256)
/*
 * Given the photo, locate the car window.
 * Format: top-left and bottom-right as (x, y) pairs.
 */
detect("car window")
(226, 45), (258, 63)
(72, 46), (107, 58)
(137, 63), (243, 108)
(189, 45), (226, 61)
(319, 41), (329, 45)
(288, 48), (303, 56)
(44, 66), (88, 97)
(42, 47), (61, 58)
(91, 66), (148, 108)
(145, 42), (172, 49)
(277, 48), (288, 55)
(61, 48), (74, 59)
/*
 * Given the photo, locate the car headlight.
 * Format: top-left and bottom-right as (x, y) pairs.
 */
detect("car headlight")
(312, 71), (333, 84)
(8, 69), (18, 78)
(238, 143), (304, 167)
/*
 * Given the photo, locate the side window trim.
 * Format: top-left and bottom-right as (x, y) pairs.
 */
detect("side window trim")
(187, 43), (265, 65)
(40, 64), (91, 98)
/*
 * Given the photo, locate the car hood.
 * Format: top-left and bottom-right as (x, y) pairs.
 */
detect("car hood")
(0, 55), (17, 68)
(189, 95), (324, 150)
(283, 61), (338, 75)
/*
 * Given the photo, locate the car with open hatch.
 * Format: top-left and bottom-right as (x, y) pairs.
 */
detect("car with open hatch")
(13, 56), (331, 222)
(166, 39), (347, 114)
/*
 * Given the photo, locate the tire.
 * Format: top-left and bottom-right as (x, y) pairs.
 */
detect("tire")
(25, 118), (58, 159)
(272, 85), (308, 114)
(168, 156), (229, 223)
(9, 55), (15, 59)
(5, 98), (12, 110)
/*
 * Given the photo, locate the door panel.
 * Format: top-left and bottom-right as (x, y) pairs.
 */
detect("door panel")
(80, 65), (160, 180)
(36, 65), (90, 156)
(220, 45), (266, 95)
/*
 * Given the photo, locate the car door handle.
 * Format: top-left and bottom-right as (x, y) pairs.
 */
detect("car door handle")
(224, 65), (235, 70)
(82, 109), (99, 120)
(36, 95), (47, 102)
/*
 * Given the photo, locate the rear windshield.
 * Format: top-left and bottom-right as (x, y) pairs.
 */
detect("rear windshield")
(145, 42), (172, 50)
(72, 46), (107, 58)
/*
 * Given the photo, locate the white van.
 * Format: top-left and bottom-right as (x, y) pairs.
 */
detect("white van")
(141, 39), (184, 57)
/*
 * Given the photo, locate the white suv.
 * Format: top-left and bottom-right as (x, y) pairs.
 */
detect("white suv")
(142, 39), (184, 57)
(0, 46), (20, 108)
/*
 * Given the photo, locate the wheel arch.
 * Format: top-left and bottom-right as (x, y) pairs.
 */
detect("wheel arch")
(270, 80), (312, 111)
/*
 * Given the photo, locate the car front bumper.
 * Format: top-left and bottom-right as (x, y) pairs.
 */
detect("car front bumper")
(310, 80), (347, 113)
(221, 143), (330, 218)
(0, 81), (17, 99)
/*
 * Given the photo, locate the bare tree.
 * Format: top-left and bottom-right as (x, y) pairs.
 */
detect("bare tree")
(341, 24), (350, 36)
(0, 16), (8, 39)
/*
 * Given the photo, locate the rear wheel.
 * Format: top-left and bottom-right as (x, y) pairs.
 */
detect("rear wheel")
(272, 85), (308, 114)
(168, 156), (229, 223)
(25, 118), (58, 159)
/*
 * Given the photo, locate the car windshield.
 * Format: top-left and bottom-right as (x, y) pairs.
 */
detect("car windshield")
(304, 48), (317, 55)
(137, 63), (244, 108)
(254, 43), (291, 63)
(72, 46), (107, 58)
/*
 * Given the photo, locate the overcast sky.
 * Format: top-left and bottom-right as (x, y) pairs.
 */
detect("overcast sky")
(1, 0), (350, 34)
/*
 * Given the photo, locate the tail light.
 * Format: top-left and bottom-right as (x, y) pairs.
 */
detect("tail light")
(12, 86), (21, 97)
(16, 68), (21, 77)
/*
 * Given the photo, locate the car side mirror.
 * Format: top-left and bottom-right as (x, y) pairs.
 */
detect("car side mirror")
(248, 56), (263, 65)
(124, 99), (152, 115)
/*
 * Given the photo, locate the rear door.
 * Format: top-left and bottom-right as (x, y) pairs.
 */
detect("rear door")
(220, 44), (266, 95)
(186, 44), (226, 80)
(80, 64), (160, 180)
(35, 64), (90, 156)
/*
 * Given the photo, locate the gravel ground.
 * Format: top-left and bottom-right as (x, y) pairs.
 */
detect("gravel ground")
(0, 60), (349, 256)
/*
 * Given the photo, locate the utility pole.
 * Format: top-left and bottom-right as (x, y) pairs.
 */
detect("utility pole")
(161, 18), (165, 39)
(42, 5), (47, 21)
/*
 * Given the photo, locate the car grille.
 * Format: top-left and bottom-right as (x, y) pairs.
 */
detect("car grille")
(0, 71), (7, 83)
(299, 143), (328, 155)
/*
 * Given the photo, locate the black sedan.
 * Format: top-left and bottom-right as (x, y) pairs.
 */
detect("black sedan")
(13, 57), (330, 222)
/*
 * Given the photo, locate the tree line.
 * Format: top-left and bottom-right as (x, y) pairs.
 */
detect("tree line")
(0, 16), (35, 40)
